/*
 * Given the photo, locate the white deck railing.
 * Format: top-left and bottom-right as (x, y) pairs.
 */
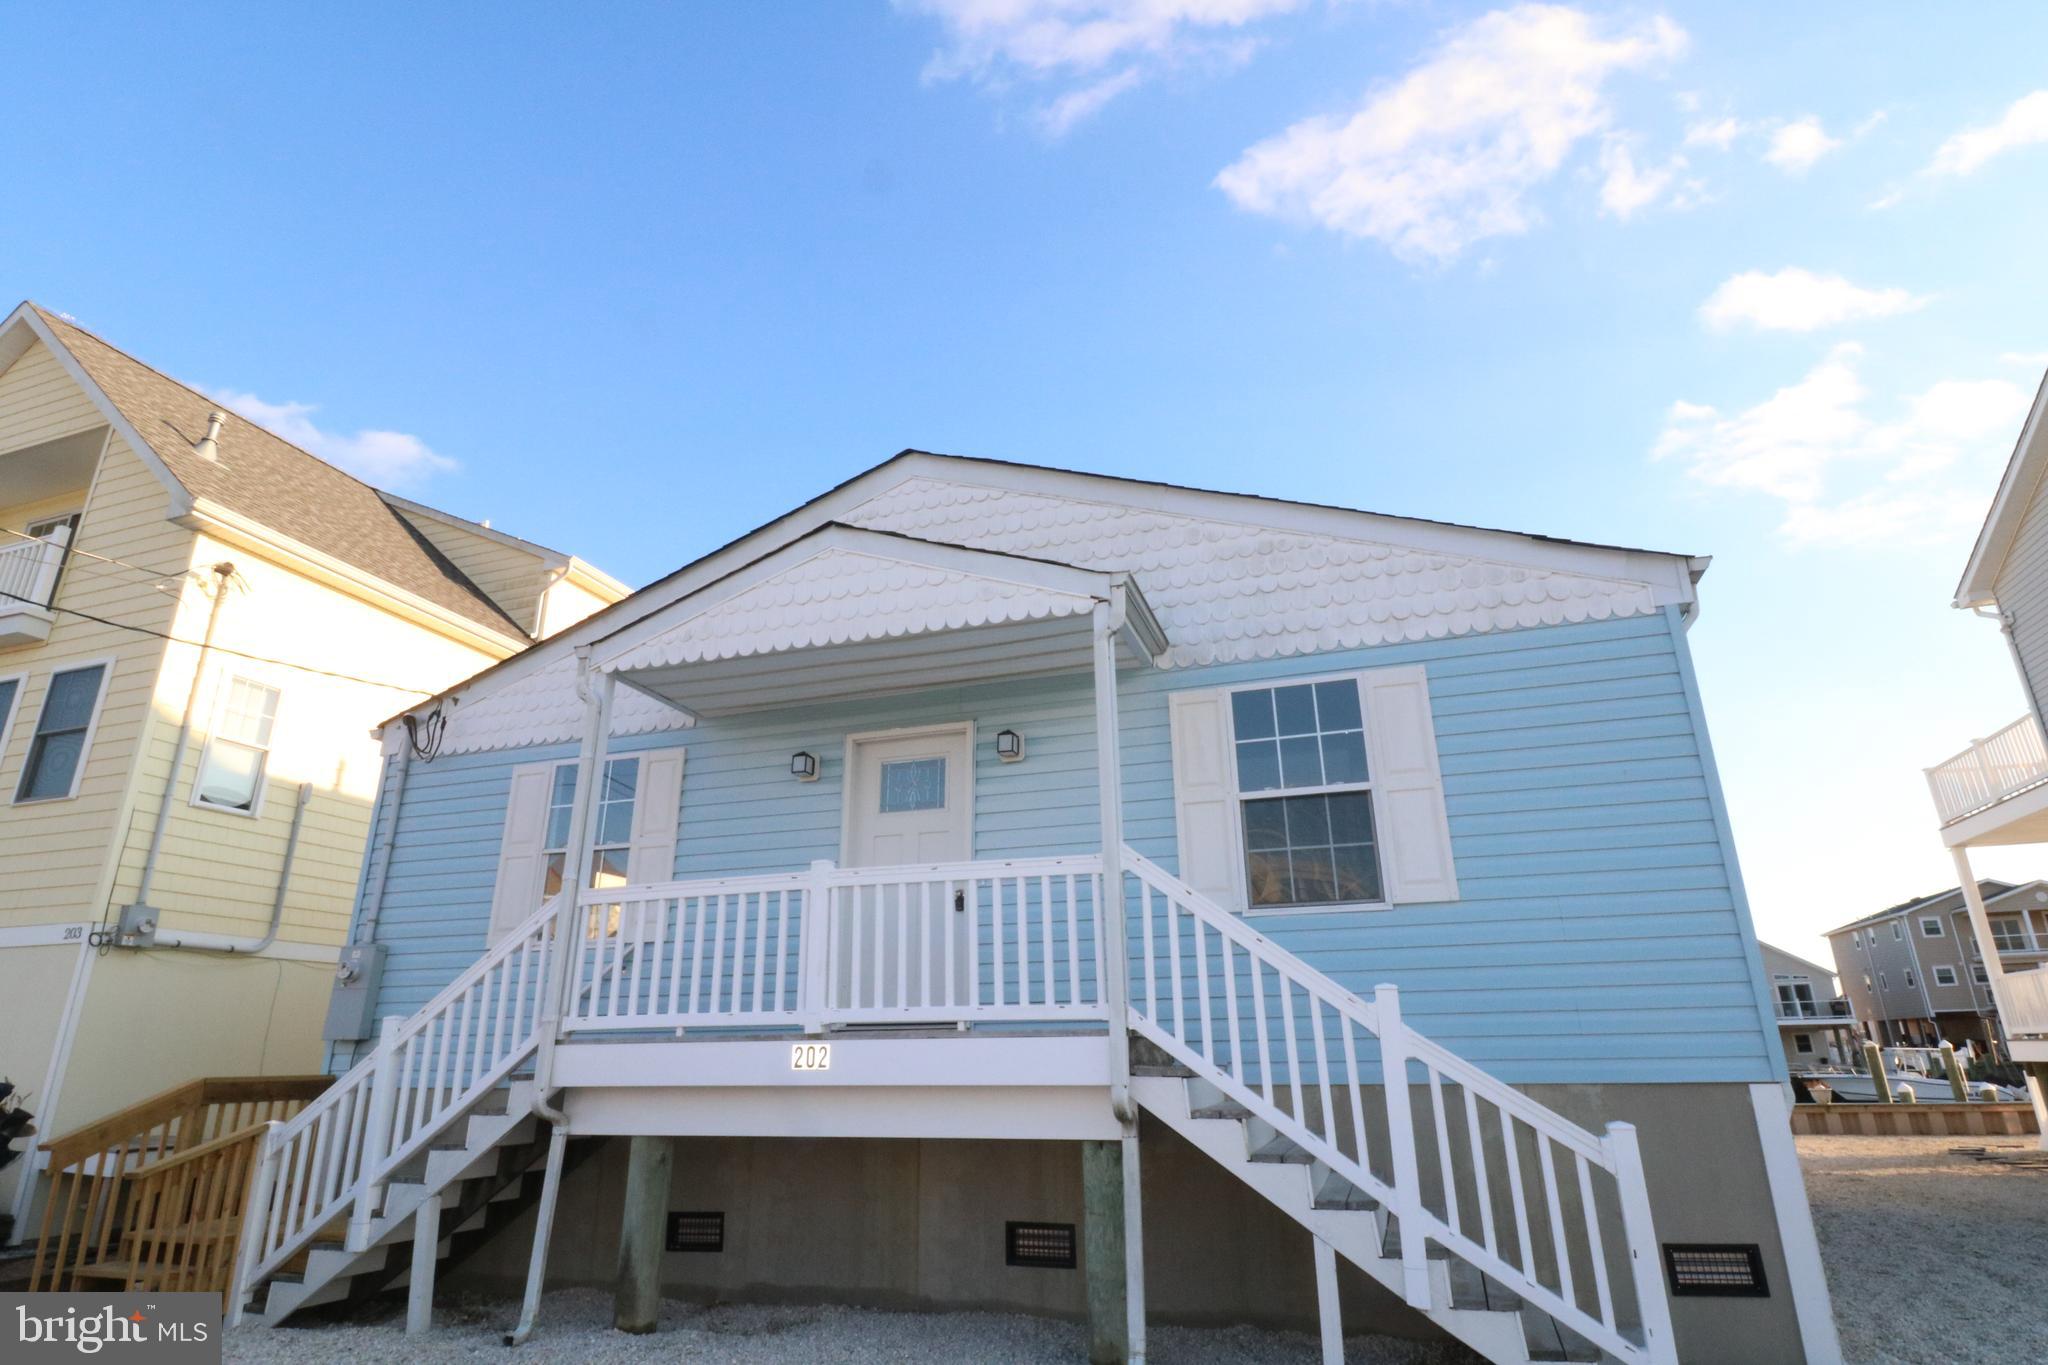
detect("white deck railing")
(0, 529), (68, 609)
(1999, 968), (2048, 1039)
(564, 855), (1107, 1032)
(1775, 997), (1853, 1021)
(1120, 849), (1677, 1365)
(234, 850), (1681, 1362)
(1927, 717), (2048, 826)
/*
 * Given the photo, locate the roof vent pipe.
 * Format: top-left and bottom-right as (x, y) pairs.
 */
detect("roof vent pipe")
(193, 409), (225, 461)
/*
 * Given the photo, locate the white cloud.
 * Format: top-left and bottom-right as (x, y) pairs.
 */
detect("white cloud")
(1926, 90), (2048, 177)
(1212, 5), (1688, 261)
(1763, 116), (1840, 174)
(211, 389), (458, 491)
(1682, 116), (1744, 150)
(1653, 345), (2030, 547)
(1597, 136), (1685, 218)
(1698, 268), (1927, 333)
(902, 0), (1305, 133)
(1036, 66), (1144, 136)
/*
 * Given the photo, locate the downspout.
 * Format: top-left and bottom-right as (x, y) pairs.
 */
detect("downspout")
(530, 648), (611, 1128)
(352, 739), (414, 947)
(153, 782), (312, 955)
(128, 561), (235, 916)
(1977, 604), (2048, 741)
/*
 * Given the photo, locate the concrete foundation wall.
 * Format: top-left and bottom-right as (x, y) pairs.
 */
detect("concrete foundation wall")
(447, 1082), (1816, 1361)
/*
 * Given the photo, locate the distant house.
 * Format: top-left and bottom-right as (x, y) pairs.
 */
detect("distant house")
(1920, 371), (2048, 1138)
(1825, 882), (2046, 1051)
(0, 302), (626, 1238)
(1759, 942), (1856, 1069)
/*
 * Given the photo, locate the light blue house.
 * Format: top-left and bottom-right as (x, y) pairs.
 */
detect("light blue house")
(236, 453), (1837, 1365)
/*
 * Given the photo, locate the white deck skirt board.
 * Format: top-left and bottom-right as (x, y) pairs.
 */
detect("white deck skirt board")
(550, 1034), (1113, 1090)
(563, 1084), (1121, 1140)
(1941, 778), (2048, 847)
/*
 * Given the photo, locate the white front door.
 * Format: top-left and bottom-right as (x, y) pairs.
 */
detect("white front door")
(844, 726), (973, 868)
(837, 726), (973, 1015)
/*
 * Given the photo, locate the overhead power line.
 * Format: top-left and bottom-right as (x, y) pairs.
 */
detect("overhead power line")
(0, 584), (437, 696)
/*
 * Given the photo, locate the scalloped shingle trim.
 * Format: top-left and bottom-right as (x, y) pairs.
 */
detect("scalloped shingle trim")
(843, 477), (1658, 668)
(609, 548), (1097, 670)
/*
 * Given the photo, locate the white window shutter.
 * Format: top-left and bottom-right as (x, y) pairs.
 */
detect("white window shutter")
(1168, 688), (1244, 912)
(626, 748), (686, 884)
(1359, 664), (1460, 904)
(489, 761), (557, 943)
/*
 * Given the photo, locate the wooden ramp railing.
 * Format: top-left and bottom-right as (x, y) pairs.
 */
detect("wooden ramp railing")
(29, 1076), (332, 1304)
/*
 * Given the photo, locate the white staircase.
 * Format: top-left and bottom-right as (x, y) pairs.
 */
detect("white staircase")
(227, 855), (1679, 1365)
(252, 1083), (541, 1321)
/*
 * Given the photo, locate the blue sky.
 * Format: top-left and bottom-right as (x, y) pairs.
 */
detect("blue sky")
(7, 3), (2048, 962)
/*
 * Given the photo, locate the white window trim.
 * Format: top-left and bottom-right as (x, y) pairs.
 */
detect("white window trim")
(12, 657), (115, 805)
(1919, 916), (1943, 937)
(1891, 922), (1902, 940)
(0, 670), (26, 767)
(1932, 965), (1958, 987)
(1222, 671), (1391, 918)
(190, 672), (282, 819)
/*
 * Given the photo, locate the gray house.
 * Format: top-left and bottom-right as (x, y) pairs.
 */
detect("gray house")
(1758, 943), (1855, 1069)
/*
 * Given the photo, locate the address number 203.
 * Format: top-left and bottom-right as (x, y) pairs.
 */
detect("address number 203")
(791, 1043), (832, 1072)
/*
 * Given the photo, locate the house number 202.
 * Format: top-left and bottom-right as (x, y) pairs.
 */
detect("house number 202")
(791, 1043), (832, 1072)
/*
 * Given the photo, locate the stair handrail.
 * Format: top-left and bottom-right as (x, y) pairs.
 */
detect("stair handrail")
(1120, 848), (1677, 1365)
(241, 893), (565, 1292)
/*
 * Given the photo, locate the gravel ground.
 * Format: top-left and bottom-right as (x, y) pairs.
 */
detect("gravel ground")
(225, 1287), (1479, 1364)
(1800, 1135), (2048, 1365)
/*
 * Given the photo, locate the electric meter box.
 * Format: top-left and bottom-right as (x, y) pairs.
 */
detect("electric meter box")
(323, 942), (388, 1042)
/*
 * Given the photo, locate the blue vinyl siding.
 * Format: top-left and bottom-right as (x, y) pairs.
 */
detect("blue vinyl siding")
(340, 607), (1777, 1084)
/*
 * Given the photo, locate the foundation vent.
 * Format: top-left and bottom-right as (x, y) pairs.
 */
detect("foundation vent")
(665, 1211), (725, 1254)
(1663, 1243), (1768, 1297)
(1005, 1221), (1077, 1270)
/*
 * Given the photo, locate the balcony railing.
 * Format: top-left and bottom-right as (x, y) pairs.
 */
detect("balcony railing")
(1775, 997), (1852, 1021)
(0, 528), (68, 610)
(1926, 716), (2048, 826)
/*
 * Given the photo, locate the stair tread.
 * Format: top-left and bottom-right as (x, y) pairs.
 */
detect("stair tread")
(1311, 1169), (1378, 1211)
(1248, 1134), (1314, 1164)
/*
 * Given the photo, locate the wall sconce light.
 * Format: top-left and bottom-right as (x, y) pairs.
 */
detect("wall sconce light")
(790, 751), (819, 782)
(995, 729), (1025, 763)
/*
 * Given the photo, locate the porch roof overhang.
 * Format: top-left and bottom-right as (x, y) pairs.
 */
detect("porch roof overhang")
(586, 524), (1169, 718)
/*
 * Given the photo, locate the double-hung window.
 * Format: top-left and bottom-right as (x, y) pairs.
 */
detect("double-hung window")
(1933, 965), (1957, 987)
(539, 755), (641, 901)
(1230, 679), (1381, 908)
(1919, 916), (1943, 938)
(16, 663), (107, 802)
(193, 677), (281, 813)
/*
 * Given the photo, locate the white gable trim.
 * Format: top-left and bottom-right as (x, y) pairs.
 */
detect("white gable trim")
(378, 451), (1704, 734)
(1956, 371), (2048, 608)
(0, 304), (191, 513)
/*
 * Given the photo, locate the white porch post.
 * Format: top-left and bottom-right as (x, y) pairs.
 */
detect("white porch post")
(1093, 596), (1133, 1114)
(1954, 848), (2011, 1006)
(1093, 593), (1144, 1365)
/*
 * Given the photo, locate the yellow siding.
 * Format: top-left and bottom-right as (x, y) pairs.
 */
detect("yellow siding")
(396, 513), (550, 634)
(49, 947), (332, 1133)
(0, 431), (187, 929)
(0, 941), (86, 1213)
(0, 339), (103, 450)
(107, 532), (503, 943)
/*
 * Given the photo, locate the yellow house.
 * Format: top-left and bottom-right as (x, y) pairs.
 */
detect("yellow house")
(0, 301), (626, 1235)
